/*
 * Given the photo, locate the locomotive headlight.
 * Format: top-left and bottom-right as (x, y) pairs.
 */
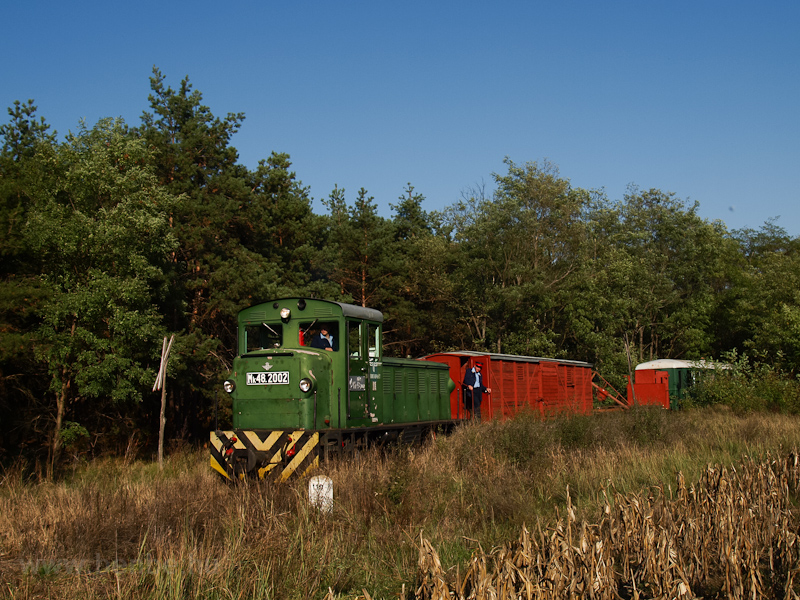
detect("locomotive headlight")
(299, 378), (313, 393)
(280, 307), (291, 322)
(223, 379), (236, 393)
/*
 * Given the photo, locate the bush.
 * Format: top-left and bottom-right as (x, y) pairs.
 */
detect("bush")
(687, 350), (800, 414)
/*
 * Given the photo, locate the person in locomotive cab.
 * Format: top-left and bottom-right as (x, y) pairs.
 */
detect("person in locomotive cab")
(310, 324), (336, 351)
(463, 362), (491, 420)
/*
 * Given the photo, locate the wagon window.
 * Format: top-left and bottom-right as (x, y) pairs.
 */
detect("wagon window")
(245, 323), (283, 352)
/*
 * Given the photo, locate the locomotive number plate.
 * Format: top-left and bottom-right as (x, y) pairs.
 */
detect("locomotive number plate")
(246, 371), (290, 385)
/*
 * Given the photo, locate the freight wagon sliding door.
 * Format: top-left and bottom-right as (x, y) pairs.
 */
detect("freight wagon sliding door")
(433, 355), (464, 420)
(540, 363), (561, 416)
(493, 361), (530, 419)
(560, 364), (592, 414)
(575, 367), (593, 413)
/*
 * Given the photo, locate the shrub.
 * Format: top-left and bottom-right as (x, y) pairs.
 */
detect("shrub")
(687, 350), (800, 414)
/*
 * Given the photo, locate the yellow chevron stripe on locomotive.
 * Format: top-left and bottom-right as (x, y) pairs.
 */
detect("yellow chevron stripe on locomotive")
(210, 429), (320, 482)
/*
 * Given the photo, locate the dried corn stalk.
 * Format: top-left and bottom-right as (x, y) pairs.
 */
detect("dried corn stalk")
(416, 451), (800, 600)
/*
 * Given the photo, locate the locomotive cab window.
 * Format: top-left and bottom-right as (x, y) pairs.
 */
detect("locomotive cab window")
(245, 323), (283, 352)
(348, 321), (362, 358)
(301, 321), (339, 351)
(368, 323), (380, 358)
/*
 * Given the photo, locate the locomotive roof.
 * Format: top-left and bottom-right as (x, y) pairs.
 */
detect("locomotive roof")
(425, 350), (593, 368)
(260, 298), (384, 323)
(331, 301), (383, 322)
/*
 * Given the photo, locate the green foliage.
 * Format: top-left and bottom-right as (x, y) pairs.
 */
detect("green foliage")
(0, 99), (56, 162)
(322, 186), (399, 309)
(687, 350), (800, 414)
(575, 187), (734, 369)
(20, 119), (179, 464)
(0, 101), (57, 464)
(718, 223), (800, 374)
(59, 421), (89, 448)
(441, 159), (594, 354)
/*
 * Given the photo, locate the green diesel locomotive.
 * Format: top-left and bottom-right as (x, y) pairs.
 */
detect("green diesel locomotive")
(210, 298), (456, 480)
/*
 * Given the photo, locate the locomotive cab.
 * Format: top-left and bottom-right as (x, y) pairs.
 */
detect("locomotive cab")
(225, 299), (383, 431)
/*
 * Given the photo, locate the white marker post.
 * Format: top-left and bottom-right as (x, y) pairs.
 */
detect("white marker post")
(309, 476), (334, 513)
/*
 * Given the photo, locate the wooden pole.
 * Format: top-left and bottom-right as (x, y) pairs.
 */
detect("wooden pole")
(154, 334), (175, 471)
(624, 332), (638, 407)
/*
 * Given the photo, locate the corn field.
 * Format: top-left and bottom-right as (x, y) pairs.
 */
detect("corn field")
(415, 452), (800, 600)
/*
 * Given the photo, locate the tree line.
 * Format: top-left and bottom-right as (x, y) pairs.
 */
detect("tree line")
(2, 69), (798, 473)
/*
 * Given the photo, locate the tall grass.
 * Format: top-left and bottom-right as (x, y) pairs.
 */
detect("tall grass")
(3, 407), (800, 599)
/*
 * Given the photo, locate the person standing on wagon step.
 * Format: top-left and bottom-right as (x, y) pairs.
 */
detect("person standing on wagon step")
(463, 362), (491, 420)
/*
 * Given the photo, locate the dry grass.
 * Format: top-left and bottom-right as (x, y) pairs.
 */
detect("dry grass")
(416, 453), (800, 599)
(2, 408), (800, 599)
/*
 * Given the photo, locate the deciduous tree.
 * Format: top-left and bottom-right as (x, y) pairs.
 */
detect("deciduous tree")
(23, 119), (177, 474)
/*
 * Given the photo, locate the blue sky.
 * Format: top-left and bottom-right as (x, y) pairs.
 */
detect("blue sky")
(3, 1), (798, 234)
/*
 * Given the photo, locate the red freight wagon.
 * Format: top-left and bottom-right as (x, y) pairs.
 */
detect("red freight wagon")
(422, 351), (594, 421)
